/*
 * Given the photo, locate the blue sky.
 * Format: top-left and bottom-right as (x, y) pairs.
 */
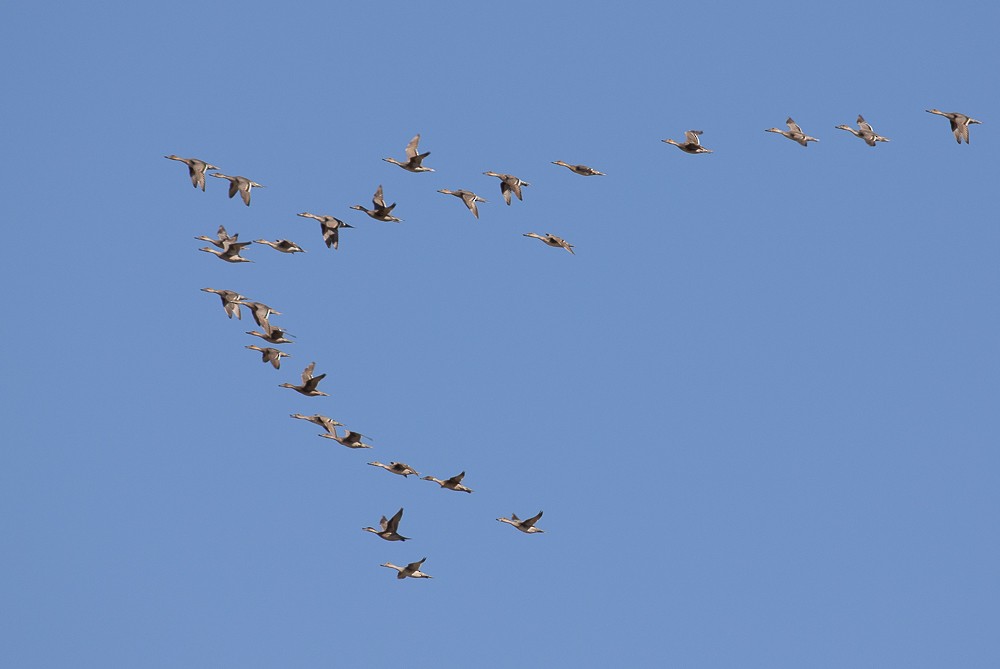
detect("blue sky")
(2, 1), (999, 667)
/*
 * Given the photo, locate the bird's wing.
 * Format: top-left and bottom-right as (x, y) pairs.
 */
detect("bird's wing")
(404, 134), (421, 159)
(522, 511), (543, 527)
(387, 508), (404, 532)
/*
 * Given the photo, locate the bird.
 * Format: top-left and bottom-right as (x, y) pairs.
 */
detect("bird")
(926, 109), (982, 144)
(662, 130), (713, 154)
(297, 212), (353, 250)
(254, 239), (306, 254)
(363, 508), (410, 541)
(765, 118), (820, 146)
(368, 461), (419, 477)
(835, 115), (890, 146)
(523, 232), (575, 255)
(551, 160), (605, 176)
(350, 185), (402, 222)
(421, 471), (473, 493)
(194, 225), (238, 249)
(380, 557), (432, 580)
(497, 510), (544, 534)
(200, 288), (245, 319)
(238, 301), (281, 328)
(164, 155), (218, 191)
(437, 189), (487, 219)
(289, 413), (344, 434)
(383, 134), (434, 172)
(245, 345), (290, 369)
(199, 240), (253, 263)
(246, 322), (294, 345)
(319, 428), (373, 449)
(483, 171), (530, 205)
(279, 362), (328, 397)
(210, 173), (264, 206)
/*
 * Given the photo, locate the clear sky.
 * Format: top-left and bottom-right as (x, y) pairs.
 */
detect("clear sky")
(2, 1), (999, 667)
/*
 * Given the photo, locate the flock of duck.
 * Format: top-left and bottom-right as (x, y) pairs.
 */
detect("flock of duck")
(168, 107), (979, 580)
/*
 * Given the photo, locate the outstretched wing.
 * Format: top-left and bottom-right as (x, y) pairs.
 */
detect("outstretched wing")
(404, 134), (421, 159)
(522, 510), (543, 528)
(386, 508), (404, 533)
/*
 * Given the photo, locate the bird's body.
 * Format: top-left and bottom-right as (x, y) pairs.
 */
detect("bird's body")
(381, 557), (432, 579)
(165, 155), (218, 190)
(383, 134), (434, 172)
(437, 189), (487, 219)
(551, 160), (605, 176)
(368, 461), (419, 477)
(290, 413), (344, 433)
(497, 511), (545, 533)
(246, 322), (294, 345)
(835, 115), (890, 146)
(765, 118), (819, 146)
(195, 225), (238, 249)
(320, 428), (373, 449)
(364, 507), (410, 541)
(523, 232), (575, 254)
(210, 173), (264, 206)
(201, 287), (245, 319)
(422, 471), (473, 493)
(926, 109), (981, 144)
(483, 171), (530, 205)
(351, 185), (402, 222)
(245, 345), (290, 369)
(279, 362), (328, 396)
(238, 301), (281, 328)
(662, 130), (713, 154)
(297, 212), (353, 249)
(199, 241), (253, 263)
(254, 239), (306, 254)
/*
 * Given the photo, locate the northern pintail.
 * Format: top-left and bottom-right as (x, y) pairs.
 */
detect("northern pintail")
(497, 511), (544, 533)
(194, 225), (238, 249)
(246, 322), (294, 344)
(279, 362), (328, 397)
(199, 240), (253, 263)
(297, 212), (353, 249)
(165, 155), (218, 191)
(926, 109), (982, 144)
(421, 471), (473, 493)
(367, 461), (419, 477)
(363, 508), (410, 541)
(551, 160), (605, 176)
(765, 118), (819, 146)
(245, 345), (290, 369)
(201, 287), (245, 319)
(254, 239), (306, 254)
(437, 189), (487, 219)
(290, 413), (344, 433)
(350, 185), (402, 222)
(238, 301), (281, 328)
(210, 173), (264, 206)
(483, 172), (530, 205)
(523, 232), (575, 254)
(320, 428), (373, 449)
(662, 130), (713, 154)
(835, 115), (890, 146)
(383, 134), (434, 172)
(380, 557), (432, 579)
